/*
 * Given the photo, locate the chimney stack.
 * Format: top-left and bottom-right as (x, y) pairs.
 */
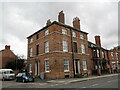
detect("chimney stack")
(46, 19), (51, 26)
(5, 45), (10, 50)
(73, 17), (80, 30)
(95, 36), (101, 47)
(58, 10), (65, 24)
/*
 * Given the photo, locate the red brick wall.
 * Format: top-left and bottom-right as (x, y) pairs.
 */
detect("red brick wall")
(27, 23), (90, 79)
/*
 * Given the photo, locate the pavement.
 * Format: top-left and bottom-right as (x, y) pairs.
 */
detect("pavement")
(35, 73), (119, 84)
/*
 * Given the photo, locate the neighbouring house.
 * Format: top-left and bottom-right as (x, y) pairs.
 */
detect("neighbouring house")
(27, 11), (90, 79)
(0, 45), (18, 69)
(109, 46), (120, 73)
(88, 36), (111, 76)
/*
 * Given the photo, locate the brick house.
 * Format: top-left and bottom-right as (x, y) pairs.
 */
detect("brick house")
(0, 45), (18, 68)
(88, 36), (112, 75)
(27, 11), (90, 79)
(109, 46), (120, 73)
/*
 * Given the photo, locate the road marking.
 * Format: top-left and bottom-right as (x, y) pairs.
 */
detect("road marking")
(81, 87), (87, 88)
(91, 84), (98, 87)
(39, 83), (47, 85)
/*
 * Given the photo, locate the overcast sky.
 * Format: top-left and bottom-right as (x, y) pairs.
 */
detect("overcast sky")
(0, 0), (118, 58)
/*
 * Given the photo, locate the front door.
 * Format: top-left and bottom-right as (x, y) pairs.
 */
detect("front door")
(74, 60), (80, 74)
(35, 61), (39, 76)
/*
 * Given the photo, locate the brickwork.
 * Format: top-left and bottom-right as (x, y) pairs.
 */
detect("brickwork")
(0, 45), (17, 68)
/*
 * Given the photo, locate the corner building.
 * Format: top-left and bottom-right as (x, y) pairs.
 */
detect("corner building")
(27, 11), (90, 79)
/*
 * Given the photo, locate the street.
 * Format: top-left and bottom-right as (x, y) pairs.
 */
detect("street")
(1, 75), (119, 88)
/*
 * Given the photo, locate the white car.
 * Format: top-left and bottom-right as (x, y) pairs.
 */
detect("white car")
(0, 69), (15, 81)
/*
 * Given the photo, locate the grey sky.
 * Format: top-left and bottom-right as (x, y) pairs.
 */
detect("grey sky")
(0, 1), (118, 58)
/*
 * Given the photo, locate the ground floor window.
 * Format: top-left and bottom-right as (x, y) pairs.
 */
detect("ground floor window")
(64, 59), (69, 72)
(82, 60), (87, 70)
(45, 59), (50, 72)
(29, 63), (32, 73)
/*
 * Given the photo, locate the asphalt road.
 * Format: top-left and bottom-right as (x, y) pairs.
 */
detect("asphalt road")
(1, 75), (119, 88)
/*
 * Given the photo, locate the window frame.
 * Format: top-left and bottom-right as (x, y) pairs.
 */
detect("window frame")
(81, 44), (85, 54)
(45, 59), (50, 72)
(62, 28), (67, 35)
(45, 41), (49, 53)
(30, 48), (33, 57)
(72, 31), (77, 37)
(45, 29), (49, 36)
(82, 60), (87, 70)
(64, 59), (69, 72)
(80, 34), (84, 39)
(62, 40), (68, 52)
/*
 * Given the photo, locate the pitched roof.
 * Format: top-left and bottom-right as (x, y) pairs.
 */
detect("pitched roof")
(27, 21), (88, 39)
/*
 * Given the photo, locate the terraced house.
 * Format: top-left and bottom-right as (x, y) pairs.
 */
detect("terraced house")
(27, 11), (90, 79)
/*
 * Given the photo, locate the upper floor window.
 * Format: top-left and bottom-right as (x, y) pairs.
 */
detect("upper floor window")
(36, 44), (39, 55)
(30, 38), (33, 43)
(72, 31), (77, 37)
(80, 34), (84, 39)
(45, 59), (50, 72)
(64, 59), (69, 72)
(111, 52), (114, 59)
(116, 53), (118, 60)
(82, 60), (87, 70)
(62, 28), (67, 35)
(63, 40), (68, 52)
(30, 48), (33, 57)
(102, 51), (104, 58)
(36, 34), (39, 39)
(93, 49), (97, 57)
(97, 49), (100, 58)
(73, 42), (77, 53)
(45, 41), (49, 53)
(45, 29), (49, 36)
(81, 44), (85, 54)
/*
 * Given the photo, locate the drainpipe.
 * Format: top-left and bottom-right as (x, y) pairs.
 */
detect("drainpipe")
(70, 28), (75, 78)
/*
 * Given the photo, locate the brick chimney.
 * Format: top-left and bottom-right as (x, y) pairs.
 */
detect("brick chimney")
(46, 19), (51, 26)
(95, 36), (101, 47)
(73, 17), (80, 30)
(58, 10), (65, 24)
(5, 45), (10, 50)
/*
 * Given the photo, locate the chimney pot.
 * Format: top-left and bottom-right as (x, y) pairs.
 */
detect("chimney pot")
(58, 10), (65, 24)
(5, 45), (10, 50)
(46, 19), (51, 26)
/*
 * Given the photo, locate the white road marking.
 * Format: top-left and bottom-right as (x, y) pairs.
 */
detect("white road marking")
(81, 87), (87, 88)
(91, 84), (98, 87)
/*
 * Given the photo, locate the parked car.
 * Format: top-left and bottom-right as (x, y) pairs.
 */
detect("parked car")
(0, 69), (15, 81)
(16, 72), (34, 83)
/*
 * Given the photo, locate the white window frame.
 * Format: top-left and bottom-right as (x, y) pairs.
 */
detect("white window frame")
(45, 29), (49, 36)
(72, 31), (77, 37)
(116, 53), (118, 60)
(81, 44), (85, 54)
(64, 59), (69, 72)
(111, 52), (114, 59)
(45, 41), (49, 53)
(45, 59), (50, 72)
(62, 28), (67, 35)
(29, 63), (32, 73)
(97, 49), (100, 57)
(80, 34), (84, 39)
(82, 60), (87, 70)
(30, 48), (33, 57)
(30, 38), (33, 43)
(102, 51), (104, 58)
(63, 40), (68, 52)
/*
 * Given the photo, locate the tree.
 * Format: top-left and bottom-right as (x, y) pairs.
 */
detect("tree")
(5, 59), (25, 71)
